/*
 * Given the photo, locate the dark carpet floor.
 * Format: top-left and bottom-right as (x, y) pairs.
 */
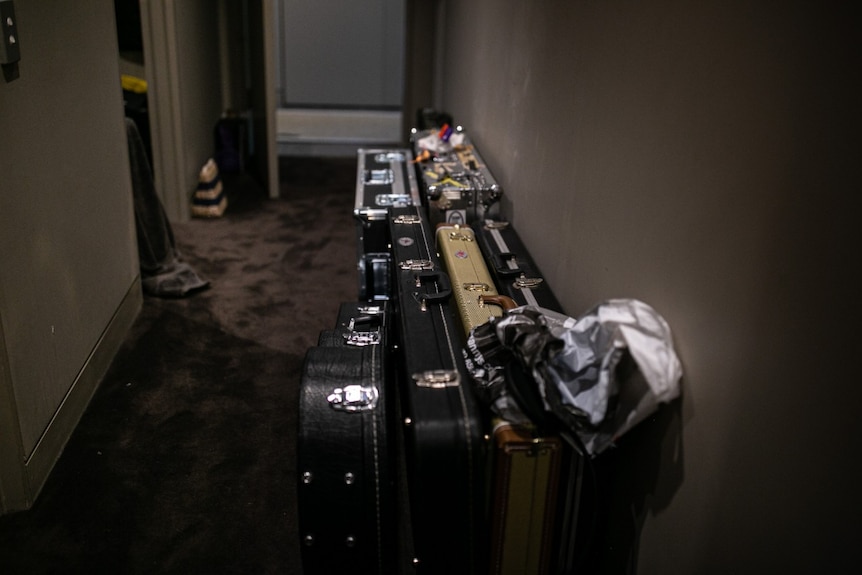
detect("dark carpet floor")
(0, 156), (359, 574)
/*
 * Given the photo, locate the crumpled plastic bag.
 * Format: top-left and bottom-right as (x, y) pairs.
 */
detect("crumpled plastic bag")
(464, 299), (682, 455)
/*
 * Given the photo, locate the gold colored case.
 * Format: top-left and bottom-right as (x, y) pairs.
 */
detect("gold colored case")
(490, 421), (562, 575)
(436, 224), (504, 336)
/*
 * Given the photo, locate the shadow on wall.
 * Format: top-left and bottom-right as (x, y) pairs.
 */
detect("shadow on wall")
(586, 398), (685, 574)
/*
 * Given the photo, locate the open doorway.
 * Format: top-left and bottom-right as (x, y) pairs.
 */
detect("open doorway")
(113, 0), (279, 220)
(114, 0), (151, 162)
(274, 0), (406, 155)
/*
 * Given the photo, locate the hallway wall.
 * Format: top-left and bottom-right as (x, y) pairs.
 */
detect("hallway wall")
(0, 0), (140, 512)
(435, 1), (858, 572)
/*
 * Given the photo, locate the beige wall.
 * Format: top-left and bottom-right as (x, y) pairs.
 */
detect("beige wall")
(0, 0), (275, 513)
(436, 1), (858, 572)
(0, 0), (141, 512)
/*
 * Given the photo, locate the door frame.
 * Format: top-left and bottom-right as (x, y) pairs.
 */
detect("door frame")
(140, 0), (278, 222)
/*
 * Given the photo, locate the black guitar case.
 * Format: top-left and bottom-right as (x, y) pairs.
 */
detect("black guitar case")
(388, 205), (489, 574)
(297, 302), (396, 575)
(471, 219), (565, 313)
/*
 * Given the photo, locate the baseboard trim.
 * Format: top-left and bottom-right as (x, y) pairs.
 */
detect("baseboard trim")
(11, 277), (142, 513)
(277, 141), (378, 158)
(0, 304), (28, 514)
(277, 107), (402, 145)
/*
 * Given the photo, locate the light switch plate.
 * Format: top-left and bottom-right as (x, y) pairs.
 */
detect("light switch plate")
(0, 1), (20, 65)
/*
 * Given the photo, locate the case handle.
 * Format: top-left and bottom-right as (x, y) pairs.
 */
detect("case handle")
(478, 294), (518, 312)
(492, 252), (526, 277)
(414, 269), (452, 307)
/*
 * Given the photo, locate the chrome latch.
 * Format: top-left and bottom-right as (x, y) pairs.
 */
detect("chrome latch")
(463, 282), (490, 292)
(365, 169), (394, 185)
(448, 231), (473, 241)
(483, 219), (510, 230)
(328, 384), (379, 412)
(374, 151), (406, 163)
(375, 193), (412, 207)
(356, 305), (384, 316)
(343, 331), (381, 347)
(400, 259), (434, 271)
(514, 275), (544, 289)
(412, 370), (460, 388)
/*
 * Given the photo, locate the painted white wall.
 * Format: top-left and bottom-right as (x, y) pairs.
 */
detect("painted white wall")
(438, 1), (859, 572)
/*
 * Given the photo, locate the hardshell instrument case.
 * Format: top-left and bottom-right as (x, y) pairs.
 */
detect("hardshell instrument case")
(411, 127), (502, 226)
(466, 298), (571, 575)
(470, 219), (591, 573)
(354, 149), (421, 301)
(489, 420), (562, 575)
(388, 205), (489, 574)
(297, 303), (395, 575)
(435, 223), (507, 338)
(471, 219), (565, 313)
(355, 148), (421, 254)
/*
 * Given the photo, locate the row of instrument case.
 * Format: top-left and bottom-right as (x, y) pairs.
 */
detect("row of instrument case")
(298, 126), (588, 575)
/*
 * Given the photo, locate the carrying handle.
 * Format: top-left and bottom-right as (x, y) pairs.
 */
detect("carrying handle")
(492, 252), (525, 277)
(415, 269), (452, 305)
(348, 313), (382, 330)
(478, 294), (518, 312)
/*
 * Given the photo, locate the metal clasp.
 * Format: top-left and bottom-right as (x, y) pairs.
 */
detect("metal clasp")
(374, 152), (406, 163)
(483, 220), (510, 230)
(375, 193), (412, 207)
(448, 231), (473, 241)
(412, 370), (460, 388)
(343, 331), (381, 347)
(328, 384), (379, 412)
(356, 305), (384, 316)
(463, 282), (490, 292)
(514, 275), (544, 289)
(400, 259), (434, 271)
(365, 169), (394, 185)
(343, 307), (383, 346)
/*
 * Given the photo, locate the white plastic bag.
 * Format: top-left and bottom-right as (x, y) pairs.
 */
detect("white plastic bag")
(465, 299), (683, 455)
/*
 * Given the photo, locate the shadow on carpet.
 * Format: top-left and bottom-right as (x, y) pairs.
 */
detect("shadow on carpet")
(0, 155), (360, 575)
